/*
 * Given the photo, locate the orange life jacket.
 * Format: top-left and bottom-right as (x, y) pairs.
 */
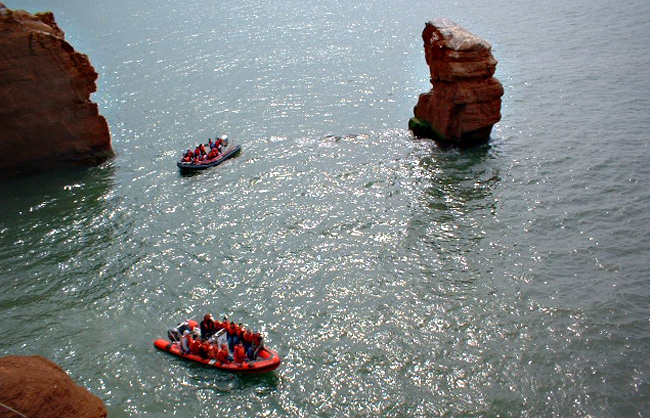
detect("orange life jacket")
(208, 344), (219, 359)
(201, 318), (217, 336)
(234, 345), (245, 363)
(190, 339), (201, 355)
(216, 348), (229, 362)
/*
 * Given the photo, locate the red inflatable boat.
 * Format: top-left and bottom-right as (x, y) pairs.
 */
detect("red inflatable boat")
(153, 338), (281, 373)
(153, 319), (281, 373)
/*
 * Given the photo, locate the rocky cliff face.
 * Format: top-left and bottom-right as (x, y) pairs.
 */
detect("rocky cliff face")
(0, 355), (107, 418)
(0, 3), (113, 178)
(409, 19), (504, 147)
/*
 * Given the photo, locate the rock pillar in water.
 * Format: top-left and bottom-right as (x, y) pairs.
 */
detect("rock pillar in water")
(0, 3), (113, 179)
(409, 19), (504, 147)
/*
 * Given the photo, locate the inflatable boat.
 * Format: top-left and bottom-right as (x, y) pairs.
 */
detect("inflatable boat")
(154, 320), (281, 373)
(153, 338), (281, 373)
(177, 143), (241, 172)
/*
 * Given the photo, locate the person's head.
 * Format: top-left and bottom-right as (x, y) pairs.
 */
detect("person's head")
(204, 313), (212, 320)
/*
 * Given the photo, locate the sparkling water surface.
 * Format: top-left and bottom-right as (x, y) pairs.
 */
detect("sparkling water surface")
(1, 0), (650, 417)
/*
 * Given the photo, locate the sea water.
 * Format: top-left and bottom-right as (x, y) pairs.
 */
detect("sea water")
(1, 0), (649, 416)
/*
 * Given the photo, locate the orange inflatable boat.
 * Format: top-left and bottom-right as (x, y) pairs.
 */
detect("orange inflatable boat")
(154, 319), (281, 373)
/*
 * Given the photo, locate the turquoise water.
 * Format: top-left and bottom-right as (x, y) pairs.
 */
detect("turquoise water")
(1, 0), (650, 416)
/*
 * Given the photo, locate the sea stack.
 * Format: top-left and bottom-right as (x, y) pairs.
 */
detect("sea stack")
(409, 19), (504, 147)
(0, 355), (107, 418)
(0, 3), (113, 179)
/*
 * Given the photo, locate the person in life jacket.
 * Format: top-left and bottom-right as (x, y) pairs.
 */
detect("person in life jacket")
(236, 323), (244, 344)
(216, 344), (230, 363)
(214, 317), (224, 331)
(200, 314), (218, 340)
(242, 329), (253, 352)
(189, 336), (202, 355)
(199, 341), (211, 358)
(227, 321), (238, 351)
(182, 149), (193, 162)
(252, 331), (262, 348)
(208, 343), (219, 360)
(213, 137), (223, 150)
(207, 147), (218, 160)
(249, 331), (264, 359)
(180, 330), (192, 354)
(233, 342), (246, 364)
(243, 329), (257, 360)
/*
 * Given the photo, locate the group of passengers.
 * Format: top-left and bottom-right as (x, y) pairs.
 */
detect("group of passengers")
(168, 313), (264, 364)
(181, 136), (227, 164)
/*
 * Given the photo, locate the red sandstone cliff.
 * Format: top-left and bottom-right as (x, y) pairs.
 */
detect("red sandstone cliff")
(0, 355), (107, 418)
(0, 3), (113, 179)
(409, 19), (504, 147)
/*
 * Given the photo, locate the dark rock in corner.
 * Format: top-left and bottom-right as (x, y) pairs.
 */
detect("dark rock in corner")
(0, 355), (107, 418)
(0, 2), (114, 179)
(410, 19), (504, 147)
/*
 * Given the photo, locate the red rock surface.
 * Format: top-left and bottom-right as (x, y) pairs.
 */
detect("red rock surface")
(410, 19), (504, 146)
(0, 355), (107, 418)
(0, 2), (113, 179)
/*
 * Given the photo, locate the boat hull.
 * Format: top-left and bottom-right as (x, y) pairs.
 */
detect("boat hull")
(153, 338), (281, 373)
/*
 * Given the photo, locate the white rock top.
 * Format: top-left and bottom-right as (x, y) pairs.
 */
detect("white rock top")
(428, 18), (492, 52)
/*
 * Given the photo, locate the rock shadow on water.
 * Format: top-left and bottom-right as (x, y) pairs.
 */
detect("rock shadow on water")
(404, 141), (501, 284)
(0, 162), (119, 325)
(0, 162), (117, 224)
(417, 143), (501, 206)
